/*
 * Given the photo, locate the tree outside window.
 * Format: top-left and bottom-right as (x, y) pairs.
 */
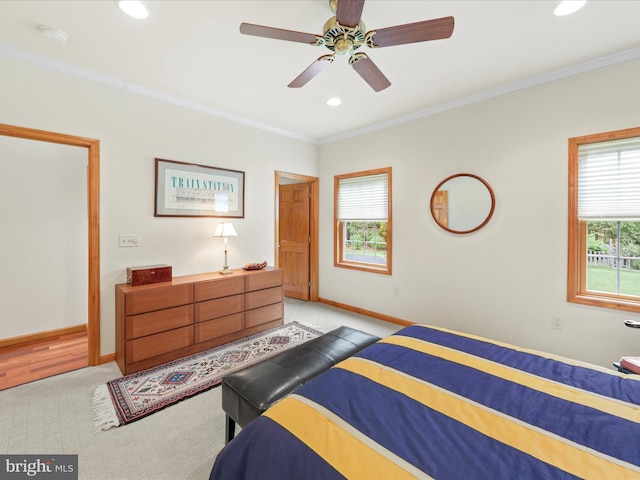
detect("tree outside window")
(586, 221), (640, 296)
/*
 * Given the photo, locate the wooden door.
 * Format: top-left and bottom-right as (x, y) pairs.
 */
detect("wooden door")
(279, 183), (310, 300)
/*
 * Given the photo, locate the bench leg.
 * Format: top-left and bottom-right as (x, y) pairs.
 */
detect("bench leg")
(225, 415), (236, 444)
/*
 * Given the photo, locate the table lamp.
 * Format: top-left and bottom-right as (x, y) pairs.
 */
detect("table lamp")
(213, 222), (238, 275)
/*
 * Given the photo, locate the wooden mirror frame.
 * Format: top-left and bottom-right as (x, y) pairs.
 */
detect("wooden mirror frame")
(430, 173), (495, 234)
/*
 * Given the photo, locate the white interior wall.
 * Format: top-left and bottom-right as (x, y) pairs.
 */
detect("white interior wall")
(0, 57), (318, 354)
(2, 54), (640, 368)
(318, 58), (640, 368)
(0, 136), (87, 338)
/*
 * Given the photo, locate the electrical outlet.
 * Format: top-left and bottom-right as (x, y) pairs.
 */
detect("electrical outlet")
(119, 234), (140, 247)
(394, 288), (400, 297)
(551, 316), (563, 331)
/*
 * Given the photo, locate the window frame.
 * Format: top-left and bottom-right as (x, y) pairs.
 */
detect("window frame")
(334, 167), (392, 275)
(567, 126), (640, 313)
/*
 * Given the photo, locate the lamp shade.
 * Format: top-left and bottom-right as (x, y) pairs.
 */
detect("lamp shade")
(213, 222), (237, 237)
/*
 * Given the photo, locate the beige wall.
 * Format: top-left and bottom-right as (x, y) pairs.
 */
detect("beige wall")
(0, 136), (87, 339)
(318, 58), (640, 368)
(2, 53), (640, 368)
(0, 57), (318, 354)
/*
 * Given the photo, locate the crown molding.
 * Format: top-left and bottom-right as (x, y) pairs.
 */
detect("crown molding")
(2, 43), (640, 146)
(318, 46), (640, 145)
(0, 44), (316, 145)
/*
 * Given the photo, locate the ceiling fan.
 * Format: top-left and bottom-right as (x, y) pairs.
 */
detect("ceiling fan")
(239, 0), (454, 92)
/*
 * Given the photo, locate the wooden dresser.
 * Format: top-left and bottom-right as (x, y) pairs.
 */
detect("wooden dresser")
(115, 267), (284, 375)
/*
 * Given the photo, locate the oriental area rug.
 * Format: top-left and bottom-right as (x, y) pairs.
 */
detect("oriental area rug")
(93, 321), (322, 430)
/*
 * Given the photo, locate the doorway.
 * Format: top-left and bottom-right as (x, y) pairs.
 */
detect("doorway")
(275, 172), (319, 301)
(0, 123), (100, 366)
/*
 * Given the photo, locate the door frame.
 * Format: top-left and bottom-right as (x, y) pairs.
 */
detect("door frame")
(0, 123), (100, 365)
(275, 171), (319, 302)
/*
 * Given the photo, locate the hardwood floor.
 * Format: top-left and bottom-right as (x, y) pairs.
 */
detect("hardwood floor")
(0, 331), (88, 391)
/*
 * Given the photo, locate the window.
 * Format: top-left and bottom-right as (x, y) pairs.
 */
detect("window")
(334, 167), (392, 274)
(568, 127), (640, 313)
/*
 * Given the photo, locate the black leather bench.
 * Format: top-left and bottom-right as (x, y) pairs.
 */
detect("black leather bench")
(221, 325), (380, 443)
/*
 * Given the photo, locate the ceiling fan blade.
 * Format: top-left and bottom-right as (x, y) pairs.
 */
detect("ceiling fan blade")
(240, 23), (320, 45)
(336, 0), (366, 28)
(288, 55), (335, 88)
(368, 16), (454, 48)
(349, 53), (390, 92)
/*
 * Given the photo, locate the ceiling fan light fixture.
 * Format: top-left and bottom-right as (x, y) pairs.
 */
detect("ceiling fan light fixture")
(553, 0), (586, 16)
(326, 97), (341, 107)
(323, 16), (366, 56)
(117, 0), (149, 19)
(334, 37), (354, 56)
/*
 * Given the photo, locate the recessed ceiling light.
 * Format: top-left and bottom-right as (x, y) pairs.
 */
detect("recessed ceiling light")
(117, 0), (149, 19)
(326, 97), (341, 107)
(554, 0), (586, 16)
(40, 26), (68, 43)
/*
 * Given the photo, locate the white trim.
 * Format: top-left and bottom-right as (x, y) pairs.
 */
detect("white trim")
(320, 46), (640, 145)
(0, 43), (315, 145)
(2, 43), (640, 146)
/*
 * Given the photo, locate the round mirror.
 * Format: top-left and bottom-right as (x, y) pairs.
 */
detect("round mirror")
(430, 173), (495, 234)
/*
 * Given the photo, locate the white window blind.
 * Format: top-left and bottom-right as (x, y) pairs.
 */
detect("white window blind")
(578, 136), (640, 220)
(338, 173), (388, 221)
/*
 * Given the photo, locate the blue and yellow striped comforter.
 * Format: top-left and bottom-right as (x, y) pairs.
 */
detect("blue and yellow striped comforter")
(210, 324), (640, 479)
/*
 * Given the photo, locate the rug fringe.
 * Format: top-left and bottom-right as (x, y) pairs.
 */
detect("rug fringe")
(92, 384), (120, 431)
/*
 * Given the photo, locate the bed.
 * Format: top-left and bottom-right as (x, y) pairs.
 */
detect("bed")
(209, 324), (640, 479)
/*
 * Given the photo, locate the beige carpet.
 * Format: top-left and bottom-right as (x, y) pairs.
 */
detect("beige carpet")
(1, 361), (222, 479)
(0, 298), (402, 479)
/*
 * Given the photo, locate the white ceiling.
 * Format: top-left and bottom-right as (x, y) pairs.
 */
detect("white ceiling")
(1, 1), (639, 144)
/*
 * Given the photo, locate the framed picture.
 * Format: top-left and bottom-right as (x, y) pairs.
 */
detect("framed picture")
(154, 158), (245, 218)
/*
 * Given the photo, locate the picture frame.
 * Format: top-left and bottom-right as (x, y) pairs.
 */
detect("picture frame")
(154, 158), (245, 218)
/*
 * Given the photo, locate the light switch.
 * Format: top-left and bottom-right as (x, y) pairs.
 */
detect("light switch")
(119, 234), (140, 247)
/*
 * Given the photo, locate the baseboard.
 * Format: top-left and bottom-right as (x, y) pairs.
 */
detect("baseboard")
(0, 324), (87, 349)
(100, 353), (116, 364)
(318, 298), (412, 327)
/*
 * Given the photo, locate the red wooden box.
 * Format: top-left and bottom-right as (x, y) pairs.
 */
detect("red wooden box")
(126, 264), (172, 286)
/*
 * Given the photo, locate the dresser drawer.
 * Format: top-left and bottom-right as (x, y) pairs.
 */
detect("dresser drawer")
(194, 276), (244, 302)
(115, 268), (284, 375)
(246, 286), (283, 310)
(126, 326), (193, 363)
(126, 305), (193, 339)
(195, 313), (244, 343)
(245, 269), (283, 292)
(246, 303), (283, 328)
(195, 294), (244, 323)
(125, 284), (193, 316)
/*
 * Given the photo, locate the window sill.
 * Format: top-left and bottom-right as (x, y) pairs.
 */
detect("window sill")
(335, 261), (391, 275)
(568, 292), (640, 314)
